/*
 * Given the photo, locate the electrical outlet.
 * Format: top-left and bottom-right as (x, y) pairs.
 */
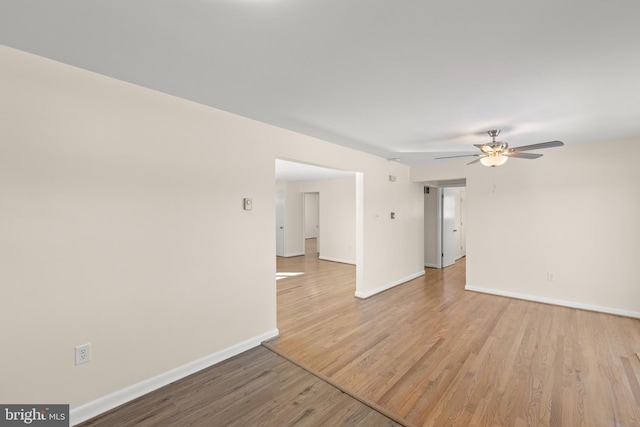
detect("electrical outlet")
(75, 343), (91, 365)
(546, 272), (555, 281)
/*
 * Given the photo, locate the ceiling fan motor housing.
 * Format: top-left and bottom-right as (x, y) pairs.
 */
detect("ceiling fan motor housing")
(481, 141), (509, 154)
(492, 142), (509, 153)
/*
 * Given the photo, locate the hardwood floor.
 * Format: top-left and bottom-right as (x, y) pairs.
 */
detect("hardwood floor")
(78, 345), (400, 427)
(266, 238), (640, 426)
(78, 238), (640, 427)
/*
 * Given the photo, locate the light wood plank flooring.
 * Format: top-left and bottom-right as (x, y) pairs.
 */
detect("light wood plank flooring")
(78, 345), (400, 427)
(266, 238), (640, 426)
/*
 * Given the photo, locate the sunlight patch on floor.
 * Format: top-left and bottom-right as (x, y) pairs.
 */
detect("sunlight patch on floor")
(276, 272), (305, 280)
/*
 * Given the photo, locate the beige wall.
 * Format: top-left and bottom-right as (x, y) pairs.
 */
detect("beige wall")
(0, 44), (424, 420)
(413, 138), (640, 316)
(304, 192), (319, 239)
(298, 177), (356, 264)
(276, 176), (356, 263)
(356, 170), (425, 297)
(0, 45), (279, 411)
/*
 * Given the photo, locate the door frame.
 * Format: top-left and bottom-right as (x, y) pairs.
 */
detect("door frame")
(275, 188), (285, 257)
(424, 181), (466, 269)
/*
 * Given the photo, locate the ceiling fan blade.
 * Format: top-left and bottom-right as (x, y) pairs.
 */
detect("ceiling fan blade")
(467, 158), (482, 165)
(505, 152), (543, 159)
(435, 154), (480, 160)
(510, 140), (564, 152)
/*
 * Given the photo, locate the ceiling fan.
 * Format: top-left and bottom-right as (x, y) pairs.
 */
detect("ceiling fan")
(436, 130), (564, 167)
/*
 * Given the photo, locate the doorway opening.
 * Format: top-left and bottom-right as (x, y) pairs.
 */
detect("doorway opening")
(275, 158), (362, 290)
(303, 192), (319, 256)
(423, 180), (467, 269)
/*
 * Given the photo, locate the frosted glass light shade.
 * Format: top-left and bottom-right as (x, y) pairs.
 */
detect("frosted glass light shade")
(480, 154), (508, 167)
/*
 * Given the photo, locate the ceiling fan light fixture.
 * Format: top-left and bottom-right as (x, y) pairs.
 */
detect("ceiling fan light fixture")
(434, 129), (564, 166)
(480, 154), (508, 167)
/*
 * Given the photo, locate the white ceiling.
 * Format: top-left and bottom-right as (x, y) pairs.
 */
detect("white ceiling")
(2, 1), (640, 166)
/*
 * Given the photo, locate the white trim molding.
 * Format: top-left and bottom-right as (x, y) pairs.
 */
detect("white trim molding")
(355, 270), (425, 299)
(283, 252), (305, 258)
(319, 256), (356, 265)
(70, 328), (279, 426)
(424, 263), (439, 269)
(465, 285), (640, 319)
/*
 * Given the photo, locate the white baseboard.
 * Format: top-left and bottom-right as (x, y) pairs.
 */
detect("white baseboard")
(465, 285), (640, 319)
(70, 328), (279, 426)
(355, 270), (425, 299)
(424, 263), (439, 269)
(319, 256), (356, 265)
(284, 252), (305, 258)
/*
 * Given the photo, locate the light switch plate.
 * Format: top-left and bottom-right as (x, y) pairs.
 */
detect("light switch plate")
(243, 198), (252, 210)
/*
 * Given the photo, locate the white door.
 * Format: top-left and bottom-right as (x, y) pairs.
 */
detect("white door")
(276, 189), (285, 256)
(441, 188), (456, 268)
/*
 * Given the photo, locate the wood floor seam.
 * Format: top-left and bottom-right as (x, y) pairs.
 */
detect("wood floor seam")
(262, 343), (415, 427)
